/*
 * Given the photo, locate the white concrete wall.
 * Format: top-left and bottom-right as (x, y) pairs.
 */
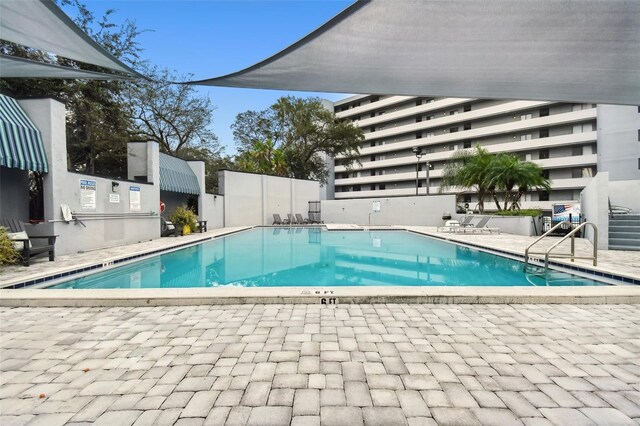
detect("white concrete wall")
(580, 172), (609, 249)
(201, 193), (224, 229)
(456, 215), (541, 236)
(321, 195), (456, 226)
(19, 99), (161, 256)
(597, 105), (640, 182)
(220, 171), (320, 226)
(609, 180), (640, 213)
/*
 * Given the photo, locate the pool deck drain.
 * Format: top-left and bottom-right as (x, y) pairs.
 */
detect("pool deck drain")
(1, 225), (639, 307)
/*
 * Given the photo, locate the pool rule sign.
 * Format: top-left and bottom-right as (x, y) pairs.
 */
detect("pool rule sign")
(79, 179), (96, 210)
(129, 186), (141, 211)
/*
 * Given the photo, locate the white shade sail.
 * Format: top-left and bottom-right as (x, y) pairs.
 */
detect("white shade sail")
(0, 0), (142, 78)
(189, 0), (640, 106)
(0, 55), (134, 80)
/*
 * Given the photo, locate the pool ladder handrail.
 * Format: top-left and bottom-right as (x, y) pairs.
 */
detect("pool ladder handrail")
(524, 221), (598, 272)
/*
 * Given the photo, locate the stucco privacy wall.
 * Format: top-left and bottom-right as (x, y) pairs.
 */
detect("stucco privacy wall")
(219, 170), (320, 226)
(201, 193), (224, 229)
(580, 172), (609, 249)
(609, 180), (640, 212)
(322, 195), (456, 226)
(19, 98), (160, 256)
(454, 215), (541, 237)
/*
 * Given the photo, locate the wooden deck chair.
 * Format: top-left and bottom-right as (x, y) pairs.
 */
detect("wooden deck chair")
(1, 219), (57, 266)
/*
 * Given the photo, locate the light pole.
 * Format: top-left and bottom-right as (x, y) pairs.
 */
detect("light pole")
(426, 161), (434, 195)
(412, 147), (423, 195)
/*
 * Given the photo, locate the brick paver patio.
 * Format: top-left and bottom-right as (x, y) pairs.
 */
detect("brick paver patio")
(1, 304), (639, 425)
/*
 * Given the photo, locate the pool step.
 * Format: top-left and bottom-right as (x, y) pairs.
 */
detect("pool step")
(608, 215), (640, 252)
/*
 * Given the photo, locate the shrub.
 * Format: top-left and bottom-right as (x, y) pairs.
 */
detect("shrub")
(170, 206), (197, 230)
(492, 209), (542, 217)
(0, 227), (20, 267)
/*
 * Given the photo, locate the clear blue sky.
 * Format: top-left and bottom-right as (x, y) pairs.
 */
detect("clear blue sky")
(74, 0), (355, 155)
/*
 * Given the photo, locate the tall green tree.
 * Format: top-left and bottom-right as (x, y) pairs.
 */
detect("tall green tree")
(126, 65), (220, 156)
(441, 146), (495, 213)
(487, 154), (551, 210)
(232, 96), (363, 184)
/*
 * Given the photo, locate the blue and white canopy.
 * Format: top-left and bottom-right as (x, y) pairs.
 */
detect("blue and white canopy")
(0, 94), (48, 173)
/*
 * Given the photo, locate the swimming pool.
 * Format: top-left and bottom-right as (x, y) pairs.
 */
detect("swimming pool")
(49, 228), (605, 289)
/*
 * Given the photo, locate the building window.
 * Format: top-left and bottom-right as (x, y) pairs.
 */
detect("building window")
(539, 128), (549, 138)
(448, 145), (455, 151)
(572, 167), (595, 178)
(426, 132), (435, 137)
(539, 192), (550, 201)
(370, 170), (376, 176)
(370, 185), (376, 191)
(416, 116), (422, 123)
(463, 140), (471, 148)
(539, 149), (549, 159)
(520, 134), (532, 141)
(638, 129), (640, 141)
(426, 115), (434, 121)
(521, 113), (532, 120)
(450, 110), (458, 115)
(370, 141), (375, 147)
(341, 173), (348, 179)
(464, 105), (471, 112)
(463, 194), (472, 203)
(370, 96), (379, 102)
(542, 169), (550, 179)
(370, 155), (376, 162)
(425, 147), (434, 154)
(379, 184), (386, 190)
(353, 185), (361, 192)
(416, 100), (422, 106)
(463, 123), (471, 131)
(540, 108), (549, 117)
(572, 146), (583, 156)
(416, 132), (422, 139)
(370, 126), (375, 133)
(449, 127), (459, 133)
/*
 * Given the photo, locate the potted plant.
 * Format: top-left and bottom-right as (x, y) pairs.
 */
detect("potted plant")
(170, 206), (197, 236)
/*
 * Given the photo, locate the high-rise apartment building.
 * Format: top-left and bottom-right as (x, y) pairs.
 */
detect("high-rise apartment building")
(328, 96), (640, 211)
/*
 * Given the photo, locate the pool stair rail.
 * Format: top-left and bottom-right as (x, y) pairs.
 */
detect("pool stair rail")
(524, 221), (598, 274)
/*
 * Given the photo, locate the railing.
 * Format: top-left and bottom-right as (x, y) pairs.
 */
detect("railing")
(524, 221), (598, 272)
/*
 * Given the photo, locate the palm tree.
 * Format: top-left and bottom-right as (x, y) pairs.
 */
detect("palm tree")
(441, 146), (494, 213)
(487, 154), (551, 210)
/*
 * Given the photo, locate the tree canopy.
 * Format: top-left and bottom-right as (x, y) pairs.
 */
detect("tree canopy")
(441, 146), (550, 212)
(0, 0), (226, 193)
(232, 96), (364, 184)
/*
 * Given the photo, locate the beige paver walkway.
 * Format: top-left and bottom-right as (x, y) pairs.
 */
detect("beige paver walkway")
(1, 304), (639, 426)
(406, 226), (640, 280)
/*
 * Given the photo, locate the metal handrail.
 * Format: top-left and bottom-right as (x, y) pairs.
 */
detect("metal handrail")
(524, 221), (598, 271)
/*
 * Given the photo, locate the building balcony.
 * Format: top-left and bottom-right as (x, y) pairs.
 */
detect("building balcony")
(335, 107), (597, 160)
(334, 131), (597, 173)
(339, 98), (474, 127)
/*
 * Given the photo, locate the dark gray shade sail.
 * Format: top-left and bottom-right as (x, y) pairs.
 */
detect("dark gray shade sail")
(159, 153), (200, 195)
(0, 55), (134, 80)
(189, 0), (640, 106)
(0, 0), (143, 78)
(0, 94), (48, 173)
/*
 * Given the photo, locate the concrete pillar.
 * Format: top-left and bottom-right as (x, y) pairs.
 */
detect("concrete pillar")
(18, 98), (66, 224)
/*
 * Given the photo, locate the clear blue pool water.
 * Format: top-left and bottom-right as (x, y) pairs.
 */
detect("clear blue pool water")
(50, 228), (605, 289)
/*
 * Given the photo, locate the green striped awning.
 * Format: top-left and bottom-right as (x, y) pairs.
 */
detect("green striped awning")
(0, 94), (48, 173)
(159, 153), (200, 195)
